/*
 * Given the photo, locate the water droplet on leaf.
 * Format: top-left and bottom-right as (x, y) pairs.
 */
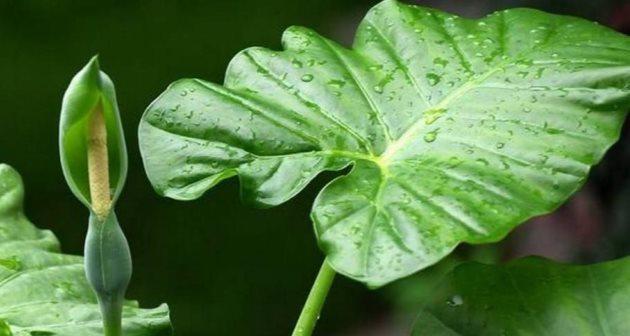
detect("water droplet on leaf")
(426, 73), (441, 86)
(292, 59), (303, 68)
(424, 130), (438, 143)
(446, 295), (463, 307)
(433, 57), (448, 67)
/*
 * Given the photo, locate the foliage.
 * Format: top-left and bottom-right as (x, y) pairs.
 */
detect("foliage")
(0, 164), (171, 336)
(139, 0), (630, 286)
(413, 256), (630, 335)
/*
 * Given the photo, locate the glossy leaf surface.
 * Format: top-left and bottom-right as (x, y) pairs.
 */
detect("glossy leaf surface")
(139, 0), (630, 285)
(0, 164), (171, 336)
(60, 56), (127, 209)
(412, 256), (630, 335)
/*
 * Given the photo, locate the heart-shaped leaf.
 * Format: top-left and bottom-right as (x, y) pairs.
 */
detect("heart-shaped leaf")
(413, 256), (630, 335)
(139, 0), (630, 286)
(0, 164), (172, 336)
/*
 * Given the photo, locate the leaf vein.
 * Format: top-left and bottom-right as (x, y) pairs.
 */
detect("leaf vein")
(506, 269), (550, 335)
(317, 36), (394, 146)
(241, 52), (375, 152)
(392, 177), (487, 235)
(191, 79), (323, 147)
(363, 19), (432, 108)
(587, 268), (613, 336)
(0, 263), (83, 290)
(427, 12), (473, 73)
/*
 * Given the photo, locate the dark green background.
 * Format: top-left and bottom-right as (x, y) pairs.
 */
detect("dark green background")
(1, 1), (627, 335)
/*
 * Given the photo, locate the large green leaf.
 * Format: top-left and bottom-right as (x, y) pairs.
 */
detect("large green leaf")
(412, 256), (630, 335)
(139, 0), (630, 286)
(0, 164), (171, 336)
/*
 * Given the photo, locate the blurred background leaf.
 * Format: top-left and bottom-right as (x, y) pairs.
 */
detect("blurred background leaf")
(412, 256), (630, 336)
(0, 0), (627, 335)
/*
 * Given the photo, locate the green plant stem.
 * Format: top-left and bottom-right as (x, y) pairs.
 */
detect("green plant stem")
(292, 259), (336, 336)
(100, 295), (123, 336)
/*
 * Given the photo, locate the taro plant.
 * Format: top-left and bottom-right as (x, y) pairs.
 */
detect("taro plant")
(59, 56), (132, 336)
(0, 57), (171, 336)
(138, 0), (629, 334)
(0, 164), (171, 335)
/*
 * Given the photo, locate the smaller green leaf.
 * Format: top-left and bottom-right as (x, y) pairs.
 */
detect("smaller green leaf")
(0, 164), (171, 336)
(59, 55), (127, 208)
(413, 256), (630, 335)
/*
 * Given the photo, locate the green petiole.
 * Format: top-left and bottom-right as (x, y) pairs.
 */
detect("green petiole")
(292, 259), (336, 336)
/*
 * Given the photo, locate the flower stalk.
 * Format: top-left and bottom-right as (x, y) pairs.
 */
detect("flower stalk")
(60, 56), (132, 336)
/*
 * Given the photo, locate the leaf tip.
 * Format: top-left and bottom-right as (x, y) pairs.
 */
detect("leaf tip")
(83, 55), (102, 88)
(88, 54), (100, 68)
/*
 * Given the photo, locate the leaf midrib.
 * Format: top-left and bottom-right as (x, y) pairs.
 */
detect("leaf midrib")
(378, 66), (504, 164)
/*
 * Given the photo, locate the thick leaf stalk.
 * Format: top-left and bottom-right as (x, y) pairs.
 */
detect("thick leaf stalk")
(60, 56), (131, 336)
(292, 260), (336, 336)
